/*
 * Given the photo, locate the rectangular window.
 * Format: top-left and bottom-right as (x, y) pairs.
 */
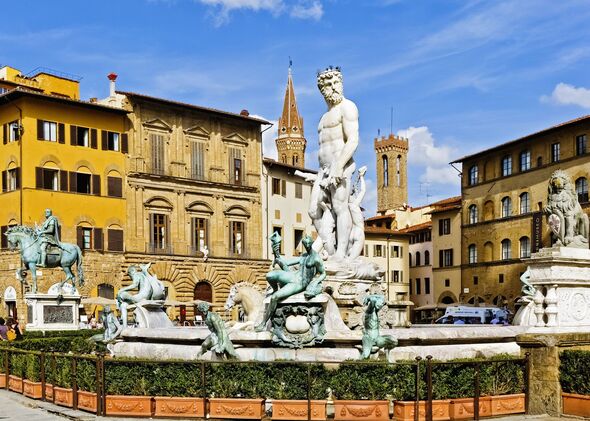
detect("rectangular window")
(295, 182), (303, 199)
(229, 148), (243, 185)
(82, 228), (92, 250)
(38, 120), (57, 142)
(393, 270), (400, 283)
(4, 121), (20, 142)
(150, 133), (165, 175)
(425, 278), (430, 295)
(416, 278), (421, 295)
(501, 155), (512, 176)
(409, 279), (412, 295)
(107, 176), (123, 197)
(520, 150), (531, 172)
(191, 141), (205, 180)
(272, 178), (281, 195)
(473, 276), (478, 285)
(230, 221), (244, 255)
(392, 245), (400, 258)
(71, 126), (89, 147)
(151, 213), (168, 251)
(107, 229), (124, 252)
(442, 249), (453, 267)
(364, 245), (369, 257)
(499, 274), (504, 284)
(75, 173), (92, 194)
(294, 229), (304, 254)
(576, 134), (587, 156)
(551, 142), (560, 163)
(37, 168), (59, 191)
(438, 218), (451, 235)
(374, 244), (383, 257)
(445, 279), (450, 287)
(103, 131), (120, 151)
(4, 168), (19, 192)
(193, 218), (208, 253)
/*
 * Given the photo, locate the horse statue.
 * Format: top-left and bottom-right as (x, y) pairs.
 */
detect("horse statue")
(5, 225), (84, 294)
(224, 282), (265, 329)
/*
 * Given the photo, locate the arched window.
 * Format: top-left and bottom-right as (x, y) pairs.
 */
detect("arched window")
(396, 155), (401, 186)
(415, 251), (421, 266)
(292, 155), (298, 166)
(194, 281), (213, 319)
(493, 295), (507, 307)
(424, 251), (430, 266)
(519, 192), (530, 214)
(501, 196), (512, 218)
(468, 165), (478, 186)
(382, 155), (389, 187)
(501, 239), (512, 260)
(468, 244), (477, 264)
(97, 283), (114, 299)
(281, 154), (286, 163)
(576, 177), (588, 203)
(520, 236), (531, 258)
(409, 253), (413, 267)
(468, 204), (478, 224)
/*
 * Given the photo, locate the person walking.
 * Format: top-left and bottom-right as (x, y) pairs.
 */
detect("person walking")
(0, 318), (9, 341)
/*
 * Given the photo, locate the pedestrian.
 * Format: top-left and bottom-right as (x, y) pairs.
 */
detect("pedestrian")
(0, 318), (8, 341)
(10, 319), (23, 340)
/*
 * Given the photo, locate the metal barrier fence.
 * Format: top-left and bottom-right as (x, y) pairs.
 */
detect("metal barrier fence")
(0, 347), (530, 421)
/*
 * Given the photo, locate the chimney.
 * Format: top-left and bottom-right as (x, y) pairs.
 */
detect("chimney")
(107, 73), (118, 97)
(240, 109), (250, 116)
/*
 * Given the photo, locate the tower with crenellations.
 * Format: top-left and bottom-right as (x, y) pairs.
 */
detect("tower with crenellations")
(374, 133), (409, 213)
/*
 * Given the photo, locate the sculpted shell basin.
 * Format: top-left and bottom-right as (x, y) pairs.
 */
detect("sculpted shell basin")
(285, 315), (310, 333)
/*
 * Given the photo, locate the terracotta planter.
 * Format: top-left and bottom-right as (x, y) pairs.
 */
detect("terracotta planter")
(77, 390), (98, 413)
(209, 398), (265, 419)
(563, 392), (590, 418)
(272, 399), (327, 420)
(489, 393), (525, 416)
(334, 400), (390, 421)
(54, 387), (74, 408)
(449, 397), (492, 420)
(23, 380), (43, 399)
(0, 373), (5, 388)
(106, 395), (153, 417)
(8, 375), (23, 393)
(393, 400), (451, 421)
(154, 396), (205, 418)
(45, 383), (54, 400)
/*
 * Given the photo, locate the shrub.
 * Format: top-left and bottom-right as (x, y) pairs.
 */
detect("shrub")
(206, 362), (269, 399)
(54, 356), (73, 388)
(560, 350), (590, 395)
(263, 363), (328, 400)
(76, 358), (97, 392)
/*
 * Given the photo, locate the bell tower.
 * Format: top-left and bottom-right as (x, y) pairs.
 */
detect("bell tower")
(275, 66), (306, 167)
(375, 134), (409, 213)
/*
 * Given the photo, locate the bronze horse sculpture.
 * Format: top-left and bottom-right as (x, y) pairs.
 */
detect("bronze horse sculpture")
(5, 225), (84, 293)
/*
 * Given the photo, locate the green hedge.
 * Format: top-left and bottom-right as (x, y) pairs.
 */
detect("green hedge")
(560, 350), (590, 395)
(23, 330), (101, 339)
(0, 336), (97, 354)
(77, 358), (97, 392)
(105, 360), (202, 397)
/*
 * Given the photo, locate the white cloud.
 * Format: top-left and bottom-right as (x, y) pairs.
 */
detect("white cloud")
(195, 0), (323, 25)
(398, 126), (453, 166)
(541, 82), (590, 109)
(290, 1), (323, 21)
(361, 177), (377, 216)
(421, 166), (460, 185)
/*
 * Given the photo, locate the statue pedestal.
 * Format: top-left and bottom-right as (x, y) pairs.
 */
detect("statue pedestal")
(129, 300), (173, 329)
(515, 247), (590, 327)
(25, 293), (81, 331)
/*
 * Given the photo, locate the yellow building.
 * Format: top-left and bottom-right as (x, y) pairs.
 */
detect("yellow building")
(0, 66), (128, 321)
(451, 114), (590, 310)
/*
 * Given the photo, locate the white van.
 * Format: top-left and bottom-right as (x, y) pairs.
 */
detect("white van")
(434, 306), (509, 324)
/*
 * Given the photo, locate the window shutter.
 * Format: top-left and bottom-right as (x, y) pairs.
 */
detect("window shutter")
(190, 218), (195, 251)
(35, 167), (43, 189)
(70, 125), (77, 145)
(0, 226), (7, 249)
(76, 226), (84, 249)
(281, 179), (286, 197)
(59, 171), (68, 191)
(94, 227), (103, 251)
(438, 220), (443, 236)
(15, 168), (20, 189)
(439, 250), (443, 268)
(92, 175), (101, 196)
(107, 229), (124, 252)
(1, 170), (6, 192)
(101, 130), (107, 150)
(2, 124), (6, 144)
(107, 176), (122, 197)
(450, 249), (454, 266)
(149, 214), (155, 246)
(90, 129), (97, 149)
(58, 123), (65, 144)
(121, 133), (128, 154)
(37, 120), (43, 140)
(69, 171), (77, 192)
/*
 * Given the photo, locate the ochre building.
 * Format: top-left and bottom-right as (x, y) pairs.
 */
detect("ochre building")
(452, 114), (590, 310)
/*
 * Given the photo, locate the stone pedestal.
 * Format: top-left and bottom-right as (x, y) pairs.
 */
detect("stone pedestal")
(515, 247), (590, 327)
(25, 293), (81, 331)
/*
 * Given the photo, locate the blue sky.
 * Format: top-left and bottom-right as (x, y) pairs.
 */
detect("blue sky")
(3, 0), (590, 215)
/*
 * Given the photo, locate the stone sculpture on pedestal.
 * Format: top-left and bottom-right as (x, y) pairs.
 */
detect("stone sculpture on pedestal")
(360, 295), (397, 359)
(544, 170), (589, 249)
(197, 302), (238, 359)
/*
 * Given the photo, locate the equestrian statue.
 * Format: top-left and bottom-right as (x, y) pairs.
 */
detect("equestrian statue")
(4, 209), (84, 294)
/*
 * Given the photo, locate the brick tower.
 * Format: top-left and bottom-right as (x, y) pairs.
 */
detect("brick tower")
(374, 134), (409, 213)
(275, 66), (306, 167)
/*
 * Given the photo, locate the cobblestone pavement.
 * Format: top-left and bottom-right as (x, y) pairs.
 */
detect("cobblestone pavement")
(0, 389), (566, 421)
